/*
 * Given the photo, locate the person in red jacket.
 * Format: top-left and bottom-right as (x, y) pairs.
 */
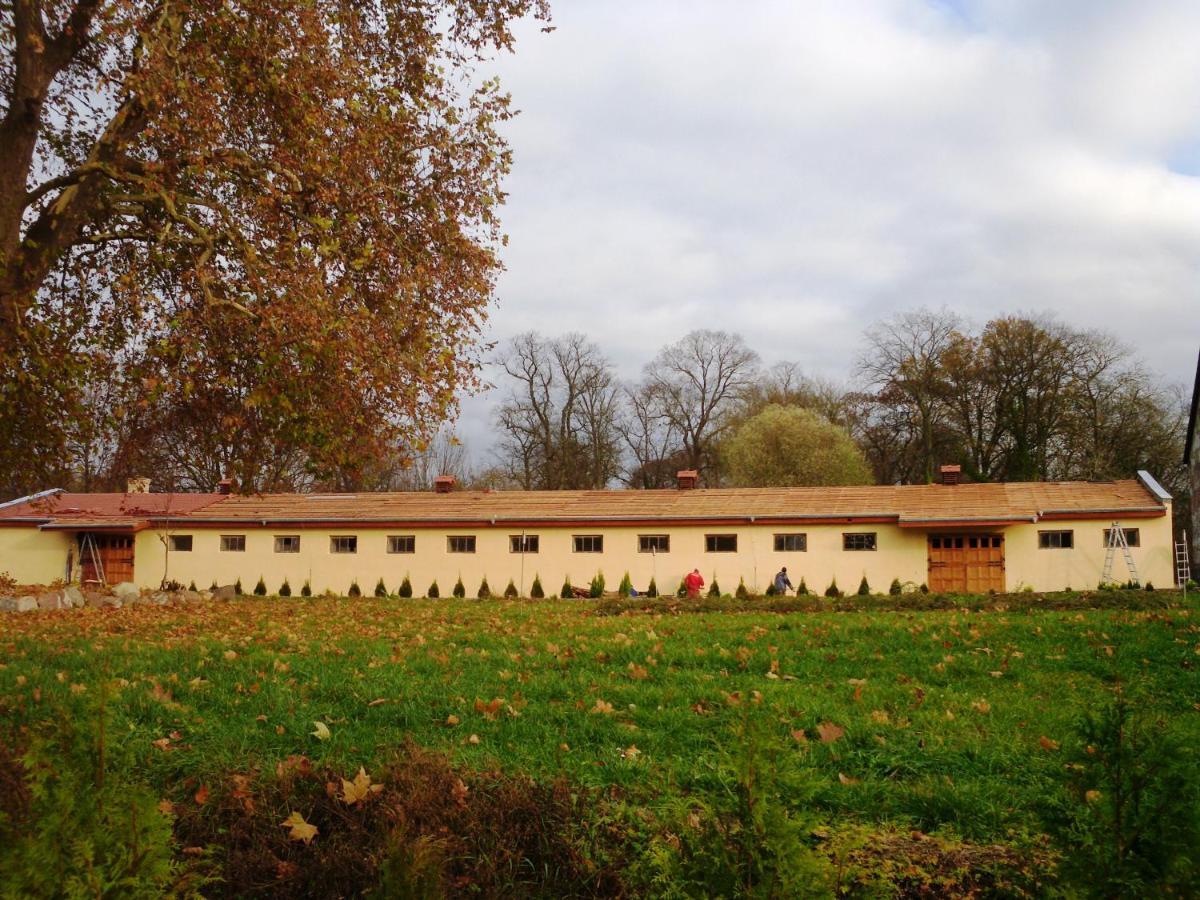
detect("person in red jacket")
(684, 568), (705, 599)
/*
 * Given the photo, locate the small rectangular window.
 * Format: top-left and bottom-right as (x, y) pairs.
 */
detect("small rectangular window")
(774, 533), (807, 552)
(510, 534), (539, 553)
(1102, 528), (1139, 548)
(639, 534), (670, 553)
(843, 533), (877, 551)
(220, 534), (246, 552)
(168, 535), (193, 552)
(1038, 530), (1074, 549)
(388, 535), (415, 554)
(573, 534), (603, 553)
(448, 535), (476, 553)
(274, 535), (300, 553)
(705, 534), (737, 553)
(330, 535), (358, 554)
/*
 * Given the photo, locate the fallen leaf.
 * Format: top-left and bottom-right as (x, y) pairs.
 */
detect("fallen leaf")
(340, 767), (383, 805)
(311, 721), (331, 741)
(467, 733), (480, 745)
(817, 721), (845, 743)
(971, 699), (991, 714)
(367, 698), (388, 707)
(281, 811), (318, 844)
(445, 714), (460, 726)
(622, 744), (641, 760)
(838, 772), (860, 785)
(591, 699), (614, 715)
(1039, 736), (1060, 752)
(194, 784), (209, 806)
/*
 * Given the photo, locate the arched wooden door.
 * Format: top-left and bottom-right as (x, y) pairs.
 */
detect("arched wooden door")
(927, 534), (1005, 593)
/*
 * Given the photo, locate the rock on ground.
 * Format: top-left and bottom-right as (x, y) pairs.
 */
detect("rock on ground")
(112, 581), (140, 601)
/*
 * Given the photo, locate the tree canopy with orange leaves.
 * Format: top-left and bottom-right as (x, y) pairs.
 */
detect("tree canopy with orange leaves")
(0, 0), (548, 495)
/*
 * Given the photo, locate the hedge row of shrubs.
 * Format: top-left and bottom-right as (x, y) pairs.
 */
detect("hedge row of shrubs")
(214, 572), (1172, 600)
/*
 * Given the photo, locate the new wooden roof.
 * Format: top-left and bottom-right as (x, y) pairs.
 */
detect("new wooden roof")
(0, 477), (1169, 530)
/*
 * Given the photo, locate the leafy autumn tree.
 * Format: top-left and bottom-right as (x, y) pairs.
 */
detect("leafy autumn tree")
(0, 0), (548, 496)
(723, 405), (873, 488)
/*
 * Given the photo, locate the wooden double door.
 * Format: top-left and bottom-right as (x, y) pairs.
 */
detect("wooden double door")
(80, 533), (135, 585)
(927, 533), (1005, 594)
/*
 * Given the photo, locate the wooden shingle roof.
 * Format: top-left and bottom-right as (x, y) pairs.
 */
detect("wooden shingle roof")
(0, 478), (1168, 530)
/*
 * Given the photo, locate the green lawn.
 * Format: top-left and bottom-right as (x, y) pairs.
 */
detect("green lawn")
(2, 593), (1197, 896)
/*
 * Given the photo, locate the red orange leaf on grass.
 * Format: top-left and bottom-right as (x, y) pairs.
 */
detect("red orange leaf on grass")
(817, 722), (845, 743)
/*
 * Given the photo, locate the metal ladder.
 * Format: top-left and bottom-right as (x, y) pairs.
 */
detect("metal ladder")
(1177, 531), (1191, 596)
(1101, 522), (1140, 587)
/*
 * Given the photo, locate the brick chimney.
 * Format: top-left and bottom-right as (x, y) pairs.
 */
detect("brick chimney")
(676, 469), (699, 490)
(434, 475), (456, 494)
(217, 478), (233, 495)
(126, 477), (151, 494)
(939, 464), (961, 486)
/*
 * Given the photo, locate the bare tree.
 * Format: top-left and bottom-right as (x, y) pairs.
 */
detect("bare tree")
(619, 382), (685, 488)
(494, 333), (623, 489)
(635, 330), (759, 484)
(858, 309), (962, 484)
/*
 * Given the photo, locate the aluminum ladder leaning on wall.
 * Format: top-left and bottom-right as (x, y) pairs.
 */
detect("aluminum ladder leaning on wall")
(1101, 521), (1140, 587)
(1176, 531), (1191, 597)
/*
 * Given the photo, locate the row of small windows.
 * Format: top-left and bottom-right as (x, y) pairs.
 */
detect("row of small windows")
(166, 531), (875, 554)
(1036, 528), (1139, 550)
(168, 529), (1138, 556)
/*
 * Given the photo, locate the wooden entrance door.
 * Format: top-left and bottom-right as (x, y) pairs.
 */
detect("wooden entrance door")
(80, 534), (135, 585)
(928, 534), (1004, 594)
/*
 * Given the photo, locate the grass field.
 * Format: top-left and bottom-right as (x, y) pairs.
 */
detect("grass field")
(1, 591), (1198, 897)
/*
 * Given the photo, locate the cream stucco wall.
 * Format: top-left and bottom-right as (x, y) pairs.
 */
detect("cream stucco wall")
(1003, 510), (1175, 591)
(127, 514), (1173, 595)
(0, 528), (74, 586)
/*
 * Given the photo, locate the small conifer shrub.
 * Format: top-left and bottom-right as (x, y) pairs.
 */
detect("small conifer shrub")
(477, 577), (491, 599)
(253, 576), (267, 596)
(797, 577), (809, 596)
(618, 572), (633, 597)
(301, 580), (312, 597)
(765, 583), (777, 596)
(708, 578), (721, 598)
(561, 575), (573, 599)
(428, 580), (440, 599)
(374, 577), (388, 598)
(589, 571), (605, 598)
(452, 577), (465, 598)
(825, 578), (841, 598)
(530, 575), (545, 599)
(209, 580), (218, 591)
(646, 577), (658, 598)
(889, 577), (903, 596)
(504, 579), (518, 598)
(677, 578), (688, 598)
(735, 578), (749, 600)
(234, 578), (243, 596)
(919, 583), (929, 594)
(279, 579), (292, 597)
(188, 580), (197, 591)
(398, 576), (412, 598)
(857, 576), (870, 596)
(348, 580), (362, 598)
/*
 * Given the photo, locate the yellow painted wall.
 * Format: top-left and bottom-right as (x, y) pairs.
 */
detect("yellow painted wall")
(130, 515), (1172, 595)
(0, 528), (74, 586)
(1004, 509), (1175, 591)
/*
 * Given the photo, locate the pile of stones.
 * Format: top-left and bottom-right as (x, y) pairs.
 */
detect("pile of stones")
(0, 581), (238, 612)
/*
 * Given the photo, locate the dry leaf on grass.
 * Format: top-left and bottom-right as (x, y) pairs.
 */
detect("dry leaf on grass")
(281, 811), (319, 844)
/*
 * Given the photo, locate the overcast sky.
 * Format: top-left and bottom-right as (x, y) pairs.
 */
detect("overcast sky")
(455, 0), (1200, 460)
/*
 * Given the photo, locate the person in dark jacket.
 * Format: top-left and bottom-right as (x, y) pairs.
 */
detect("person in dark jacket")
(773, 567), (793, 594)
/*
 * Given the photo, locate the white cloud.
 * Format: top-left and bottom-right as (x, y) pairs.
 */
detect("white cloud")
(453, 0), (1200, 459)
